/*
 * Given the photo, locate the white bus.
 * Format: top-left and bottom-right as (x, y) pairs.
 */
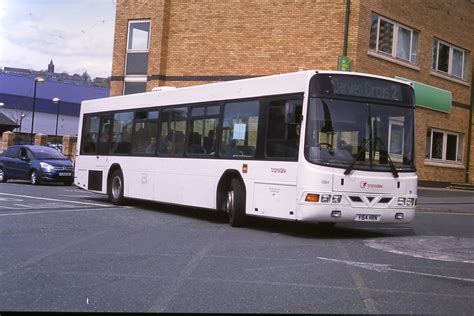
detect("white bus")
(74, 70), (417, 227)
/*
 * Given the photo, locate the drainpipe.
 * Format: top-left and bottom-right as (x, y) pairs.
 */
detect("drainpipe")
(342, 0), (351, 56)
(465, 67), (474, 183)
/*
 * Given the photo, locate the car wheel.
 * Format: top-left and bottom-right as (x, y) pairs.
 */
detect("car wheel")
(30, 170), (40, 185)
(108, 169), (125, 205)
(0, 167), (7, 183)
(227, 178), (246, 227)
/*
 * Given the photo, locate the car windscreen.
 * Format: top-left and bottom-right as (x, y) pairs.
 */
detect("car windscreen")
(32, 147), (67, 160)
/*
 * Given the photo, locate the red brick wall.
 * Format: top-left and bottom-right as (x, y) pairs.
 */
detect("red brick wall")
(111, 0), (474, 183)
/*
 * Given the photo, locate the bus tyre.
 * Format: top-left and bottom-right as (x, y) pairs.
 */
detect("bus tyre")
(109, 169), (125, 205)
(227, 178), (246, 227)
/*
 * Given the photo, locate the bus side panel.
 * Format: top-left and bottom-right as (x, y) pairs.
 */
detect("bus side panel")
(247, 160), (298, 220)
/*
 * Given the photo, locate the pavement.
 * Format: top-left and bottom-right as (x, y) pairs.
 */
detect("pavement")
(417, 187), (474, 214)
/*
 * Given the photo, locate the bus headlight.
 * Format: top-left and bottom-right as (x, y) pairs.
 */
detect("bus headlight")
(406, 198), (415, 206)
(321, 194), (331, 203)
(332, 195), (342, 203)
(397, 197), (406, 206)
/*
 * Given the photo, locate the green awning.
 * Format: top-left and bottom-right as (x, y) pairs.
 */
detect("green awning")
(395, 77), (452, 113)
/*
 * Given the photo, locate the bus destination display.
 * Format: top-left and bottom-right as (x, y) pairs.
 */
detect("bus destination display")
(331, 75), (403, 102)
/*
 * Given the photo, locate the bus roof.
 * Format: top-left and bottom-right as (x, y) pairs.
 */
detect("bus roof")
(80, 70), (412, 114)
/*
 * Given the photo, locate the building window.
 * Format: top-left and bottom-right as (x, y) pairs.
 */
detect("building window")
(425, 128), (463, 162)
(124, 20), (150, 95)
(432, 39), (468, 80)
(369, 13), (418, 65)
(124, 80), (147, 95)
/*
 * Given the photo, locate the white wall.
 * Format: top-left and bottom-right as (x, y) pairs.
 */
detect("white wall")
(1, 108), (79, 137)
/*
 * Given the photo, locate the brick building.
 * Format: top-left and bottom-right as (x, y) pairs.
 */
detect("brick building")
(110, 0), (473, 185)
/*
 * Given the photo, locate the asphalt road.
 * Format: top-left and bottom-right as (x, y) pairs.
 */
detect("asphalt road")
(0, 181), (473, 314)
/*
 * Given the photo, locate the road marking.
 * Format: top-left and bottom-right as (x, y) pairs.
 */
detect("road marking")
(13, 204), (33, 208)
(59, 194), (99, 198)
(0, 192), (112, 208)
(317, 256), (474, 283)
(365, 236), (474, 264)
(0, 197), (23, 202)
(0, 207), (113, 217)
(336, 241), (378, 314)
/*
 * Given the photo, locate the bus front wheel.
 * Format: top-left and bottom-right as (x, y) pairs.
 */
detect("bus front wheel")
(227, 178), (246, 227)
(109, 169), (125, 205)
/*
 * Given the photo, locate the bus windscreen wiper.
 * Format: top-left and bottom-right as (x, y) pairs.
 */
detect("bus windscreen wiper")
(375, 137), (399, 178)
(344, 138), (367, 176)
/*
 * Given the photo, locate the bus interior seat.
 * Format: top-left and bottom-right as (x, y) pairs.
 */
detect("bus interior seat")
(188, 132), (204, 154)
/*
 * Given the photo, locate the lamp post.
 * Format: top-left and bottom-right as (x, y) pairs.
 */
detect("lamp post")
(19, 113), (25, 143)
(30, 76), (45, 143)
(52, 97), (60, 146)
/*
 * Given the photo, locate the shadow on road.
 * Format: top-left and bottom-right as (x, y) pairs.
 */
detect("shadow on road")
(78, 194), (416, 240)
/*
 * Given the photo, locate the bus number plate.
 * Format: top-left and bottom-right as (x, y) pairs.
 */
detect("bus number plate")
(355, 214), (380, 221)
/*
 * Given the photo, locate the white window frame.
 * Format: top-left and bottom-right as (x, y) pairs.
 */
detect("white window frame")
(432, 38), (468, 80)
(426, 128), (463, 162)
(126, 20), (151, 53)
(370, 14), (418, 65)
(124, 20), (151, 95)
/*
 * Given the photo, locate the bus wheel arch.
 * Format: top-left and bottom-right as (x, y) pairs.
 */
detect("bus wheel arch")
(216, 170), (246, 227)
(107, 164), (125, 205)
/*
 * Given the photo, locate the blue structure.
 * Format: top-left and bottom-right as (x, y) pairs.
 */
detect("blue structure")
(0, 73), (109, 138)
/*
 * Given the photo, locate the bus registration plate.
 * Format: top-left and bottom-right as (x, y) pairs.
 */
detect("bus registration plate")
(355, 214), (380, 221)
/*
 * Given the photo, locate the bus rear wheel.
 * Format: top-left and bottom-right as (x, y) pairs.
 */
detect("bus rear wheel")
(226, 178), (246, 227)
(109, 169), (125, 205)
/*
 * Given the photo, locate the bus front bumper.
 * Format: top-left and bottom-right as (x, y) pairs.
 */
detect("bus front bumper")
(296, 204), (415, 224)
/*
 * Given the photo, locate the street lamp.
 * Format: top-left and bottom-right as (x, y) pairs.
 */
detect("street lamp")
(19, 113), (26, 142)
(30, 76), (45, 143)
(52, 97), (60, 146)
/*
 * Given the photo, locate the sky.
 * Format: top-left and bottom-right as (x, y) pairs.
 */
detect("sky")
(0, 0), (116, 79)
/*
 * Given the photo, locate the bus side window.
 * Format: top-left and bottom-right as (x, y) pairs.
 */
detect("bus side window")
(188, 105), (220, 156)
(111, 111), (134, 155)
(265, 99), (302, 159)
(159, 107), (187, 155)
(81, 115), (100, 154)
(132, 110), (159, 155)
(220, 100), (260, 158)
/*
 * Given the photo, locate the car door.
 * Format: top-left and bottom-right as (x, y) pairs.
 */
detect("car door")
(2, 146), (20, 179)
(16, 147), (32, 180)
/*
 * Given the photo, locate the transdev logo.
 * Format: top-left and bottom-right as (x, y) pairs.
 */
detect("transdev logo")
(271, 168), (287, 173)
(360, 181), (383, 189)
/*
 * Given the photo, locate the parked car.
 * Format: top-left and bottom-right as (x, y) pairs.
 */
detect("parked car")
(0, 145), (74, 185)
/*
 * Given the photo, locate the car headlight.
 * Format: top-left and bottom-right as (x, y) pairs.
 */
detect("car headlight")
(40, 162), (54, 172)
